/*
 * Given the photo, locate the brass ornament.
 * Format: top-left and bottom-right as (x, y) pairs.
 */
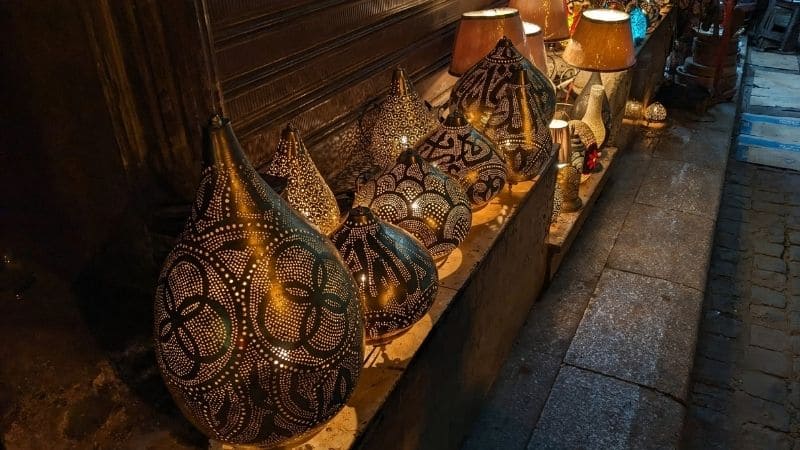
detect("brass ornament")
(416, 110), (508, 209)
(368, 68), (439, 169)
(355, 149), (472, 260)
(330, 206), (439, 345)
(154, 116), (363, 448)
(556, 163), (583, 213)
(568, 120), (600, 173)
(262, 124), (341, 235)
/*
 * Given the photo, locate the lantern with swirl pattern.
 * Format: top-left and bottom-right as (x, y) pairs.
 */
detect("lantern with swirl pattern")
(331, 206), (438, 345)
(416, 110), (507, 209)
(355, 148), (472, 260)
(154, 116), (363, 449)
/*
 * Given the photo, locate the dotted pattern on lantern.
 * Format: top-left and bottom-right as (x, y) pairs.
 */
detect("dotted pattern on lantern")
(354, 154), (472, 260)
(416, 122), (508, 209)
(450, 38), (556, 133)
(262, 131), (341, 235)
(330, 209), (438, 343)
(368, 78), (438, 169)
(155, 157), (363, 447)
(569, 120), (600, 174)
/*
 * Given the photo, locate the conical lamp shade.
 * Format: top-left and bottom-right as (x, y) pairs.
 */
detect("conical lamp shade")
(562, 9), (636, 72)
(523, 22), (549, 74)
(355, 149), (472, 260)
(368, 68), (438, 168)
(451, 36), (556, 134)
(154, 115), (363, 448)
(483, 64), (553, 183)
(509, 0), (570, 42)
(262, 124), (341, 235)
(449, 8), (527, 76)
(416, 110), (507, 209)
(330, 206), (439, 345)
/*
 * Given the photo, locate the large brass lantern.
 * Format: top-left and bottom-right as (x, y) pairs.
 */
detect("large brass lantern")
(368, 67), (439, 168)
(355, 148), (472, 260)
(330, 206), (439, 345)
(261, 124), (341, 235)
(416, 109), (508, 209)
(154, 116), (363, 448)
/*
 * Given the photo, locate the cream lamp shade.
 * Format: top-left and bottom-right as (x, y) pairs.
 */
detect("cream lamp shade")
(562, 9), (636, 72)
(509, 0), (570, 42)
(449, 8), (526, 76)
(523, 22), (548, 73)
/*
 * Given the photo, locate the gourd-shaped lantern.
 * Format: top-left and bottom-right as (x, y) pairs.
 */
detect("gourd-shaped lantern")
(330, 206), (439, 345)
(368, 67), (439, 168)
(154, 116), (363, 448)
(485, 65), (553, 183)
(355, 148), (472, 260)
(416, 110), (508, 209)
(262, 124), (341, 235)
(451, 36), (556, 134)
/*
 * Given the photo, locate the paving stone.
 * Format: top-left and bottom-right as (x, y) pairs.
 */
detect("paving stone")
(718, 206), (749, 224)
(682, 406), (733, 449)
(752, 200), (786, 215)
(792, 336), (800, 355)
(565, 269), (703, 399)
(754, 240), (786, 258)
(608, 203), (715, 291)
(721, 194), (751, 210)
(635, 159), (724, 219)
(703, 311), (743, 338)
(740, 423), (791, 450)
(791, 231), (800, 245)
(696, 332), (739, 363)
(751, 324), (790, 352)
(527, 366), (684, 450)
(694, 356), (736, 390)
(791, 296), (800, 313)
(735, 390), (790, 432)
(790, 311), (800, 336)
(741, 371), (788, 405)
(790, 277), (800, 295)
(653, 128), (729, 170)
(753, 189), (786, 205)
(751, 304), (788, 330)
(723, 183), (752, 199)
(707, 273), (748, 298)
(751, 283), (787, 307)
(744, 345), (790, 377)
(754, 254), (788, 274)
(462, 352), (561, 450)
(709, 292), (743, 315)
(689, 382), (733, 413)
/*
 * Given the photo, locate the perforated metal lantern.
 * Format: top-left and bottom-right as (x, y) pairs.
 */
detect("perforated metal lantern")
(568, 120), (600, 174)
(451, 36), (556, 134)
(416, 110), (507, 209)
(355, 149), (472, 260)
(262, 124), (341, 235)
(154, 116), (363, 449)
(368, 68), (439, 169)
(330, 206), (438, 345)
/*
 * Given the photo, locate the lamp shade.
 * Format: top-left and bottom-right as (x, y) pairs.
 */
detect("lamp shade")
(523, 22), (548, 74)
(368, 68), (438, 168)
(449, 8), (526, 76)
(154, 116), (363, 448)
(416, 110), (508, 209)
(562, 9), (636, 72)
(262, 124), (341, 235)
(330, 206), (438, 345)
(509, 0), (570, 42)
(355, 149), (472, 260)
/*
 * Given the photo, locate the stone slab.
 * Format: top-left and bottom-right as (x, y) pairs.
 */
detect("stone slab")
(653, 122), (730, 170)
(527, 366), (684, 450)
(607, 202), (716, 291)
(749, 50), (800, 72)
(635, 159), (725, 219)
(565, 268), (704, 400)
(750, 69), (800, 110)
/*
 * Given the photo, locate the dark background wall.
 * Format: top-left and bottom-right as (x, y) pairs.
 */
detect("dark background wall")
(0, 0), (497, 447)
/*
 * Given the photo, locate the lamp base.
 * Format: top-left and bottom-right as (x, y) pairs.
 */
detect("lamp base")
(571, 71), (611, 135)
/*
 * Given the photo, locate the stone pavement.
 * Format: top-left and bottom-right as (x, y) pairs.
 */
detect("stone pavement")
(462, 103), (736, 449)
(681, 157), (800, 450)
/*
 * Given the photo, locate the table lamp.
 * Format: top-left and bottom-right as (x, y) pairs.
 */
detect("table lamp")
(523, 22), (548, 74)
(449, 8), (526, 76)
(563, 9), (636, 137)
(509, 0), (570, 42)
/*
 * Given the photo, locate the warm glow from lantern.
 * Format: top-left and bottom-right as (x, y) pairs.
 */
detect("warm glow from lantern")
(450, 8), (526, 76)
(522, 21), (548, 73)
(562, 9), (636, 72)
(509, 0), (570, 42)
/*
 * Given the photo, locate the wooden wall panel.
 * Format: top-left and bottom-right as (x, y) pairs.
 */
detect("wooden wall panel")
(203, 0), (502, 182)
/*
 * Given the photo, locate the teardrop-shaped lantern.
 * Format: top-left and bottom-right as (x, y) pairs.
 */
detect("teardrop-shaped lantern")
(330, 206), (438, 345)
(483, 65), (553, 183)
(416, 110), (508, 209)
(154, 116), (364, 448)
(368, 68), (439, 168)
(355, 149), (472, 260)
(451, 36), (556, 133)
(262, 124), (341, 235)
